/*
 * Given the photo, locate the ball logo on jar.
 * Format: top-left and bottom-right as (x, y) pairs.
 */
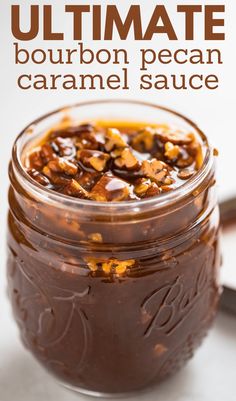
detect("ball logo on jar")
(141, 250), (214, 338)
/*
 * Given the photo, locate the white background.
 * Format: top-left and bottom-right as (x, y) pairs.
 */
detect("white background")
(0, 1), (236, 401)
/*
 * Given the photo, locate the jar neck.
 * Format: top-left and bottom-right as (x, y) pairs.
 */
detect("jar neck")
(9, 156), (216, 247)
(9, 99), (216, 247)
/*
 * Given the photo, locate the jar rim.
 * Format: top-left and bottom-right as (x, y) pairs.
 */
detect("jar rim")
(12, 99), (214, 216)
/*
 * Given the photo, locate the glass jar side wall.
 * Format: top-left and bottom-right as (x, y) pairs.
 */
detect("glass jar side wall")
(7, 100), (221, 395)
(7, 185), (220, 394)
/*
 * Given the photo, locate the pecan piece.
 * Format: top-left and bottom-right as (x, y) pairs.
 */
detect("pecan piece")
(176, 148), (194, 168)
(177, 169), (194, 180)
(156, 129), (194, 145)
(114, 148), (139, 170)
(105, 128), (127, 151)
(85, 258), (135, 275)
(76, 171), (101, 191)
(62, 179), (88, 198)
(164, 142), (180, 160)
(113, 259), (135, 274)
(141, 159), (173, 185)
(50, 123), (95, 139)
(27, 149), (44, 170)
(42, 166), (70, 186)
(134, 178), (152, 196)
(28, 169), (51, 186)
(77, 150), (110, 172)
(75, 132), (100, 151)
(90, 173), (131, 202)
(51, 137), (76, 157)
(134, 178), (160, 198)
(47, 158), (78, 176)
(88, 233), (103, 243)
(131, 127), (154, 152)
(84, 257), (99, 272)
(145, 183), (161, 197)
(40, 143), (57, 164)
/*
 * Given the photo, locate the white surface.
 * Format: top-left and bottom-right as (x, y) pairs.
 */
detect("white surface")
(1, 1), (236, 400)
(222, 225), (236, 289)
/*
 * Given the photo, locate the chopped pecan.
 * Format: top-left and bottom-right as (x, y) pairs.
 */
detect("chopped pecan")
(75, 132), (100, 151)
(62, 179), (88, 198)
(164, 142), (180, 160)
(85, 257), (135, 274)
(134, 178), (150, 196)
(178, 135), (203, 170)
(131, 127), (154, 152)
(27, 149), (44, 170)
(102, 262), (112, 274)
(176, 148), (194, 168)
(145, 183), (161, 197)
(76, 171), (101, 191)
(90, 173), (131, 202)
(28, 169), (51, 186)
(25, 120), (204, 201)
(141, 159), (173, 185)
(162, 176), (175, 185)
(110, 148), (123, 158)
(77, 150), (110, 172)
(156, 129), (194, 145)
(84, 258), (98, 272)
(47, 158), (78, 176)
(75, 171), (100, 191)
(89, 157), (109, 172)
(114, 148), (139, 170)
(88, 233), (103, 243)
(105, 128), (127, 151)
(42, 166), (70, 186)
(50, 123), (95, 139)
(113, 259), (135, 274)
(51, 137), (75, 157)
(161, 185), (173, 192)
(177, 169), (194, 180)
(134, 178), (160, 198)
(40, 143), (57, 164)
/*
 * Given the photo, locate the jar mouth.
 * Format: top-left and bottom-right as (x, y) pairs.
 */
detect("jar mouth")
(12, 99), (214, 215)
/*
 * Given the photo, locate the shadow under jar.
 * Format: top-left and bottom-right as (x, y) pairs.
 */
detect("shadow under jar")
(7, 100), (221, 397)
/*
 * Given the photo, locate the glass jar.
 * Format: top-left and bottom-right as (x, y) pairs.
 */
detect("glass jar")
(7, 100), (221, 397)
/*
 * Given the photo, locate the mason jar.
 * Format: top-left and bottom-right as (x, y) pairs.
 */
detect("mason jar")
(7, 100), (221, 397)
